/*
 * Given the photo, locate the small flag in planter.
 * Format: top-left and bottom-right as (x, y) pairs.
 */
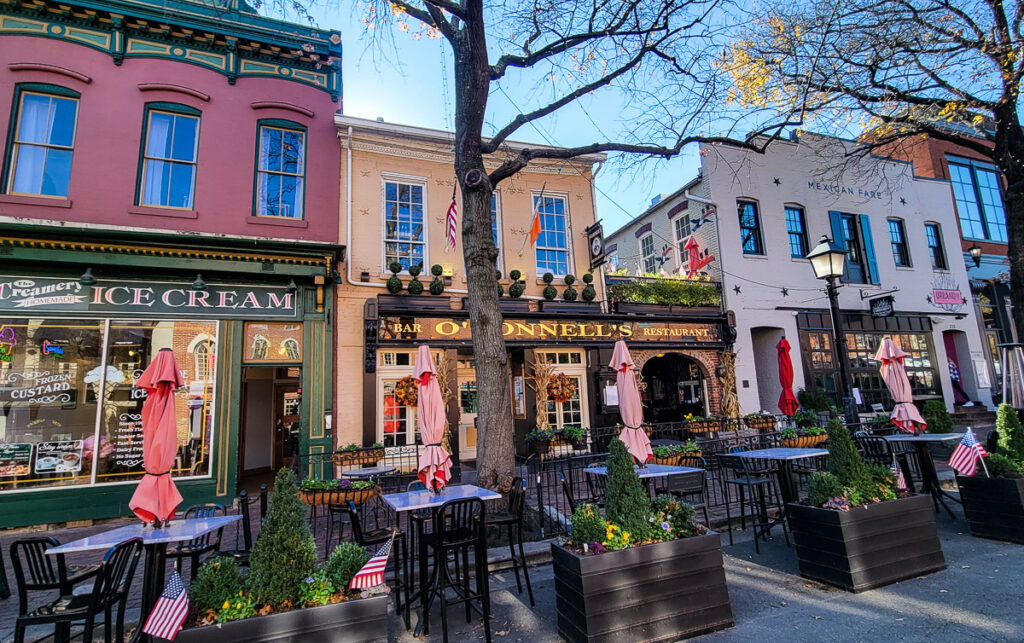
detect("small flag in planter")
(948, 428), (988, 476)
(142, 569), (189, 641)
(890, 463), (907, 491)
(350, 537), (393, 590)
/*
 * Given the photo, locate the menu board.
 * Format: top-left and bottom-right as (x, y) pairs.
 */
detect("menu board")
(34, 440), (83, 473)
(114, 412), (145, 470)
(0, 443), (32, 477)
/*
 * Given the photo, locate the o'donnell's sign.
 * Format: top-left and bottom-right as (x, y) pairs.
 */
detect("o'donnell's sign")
(380, 316), (723, 344)
(0, 276), (297, 318)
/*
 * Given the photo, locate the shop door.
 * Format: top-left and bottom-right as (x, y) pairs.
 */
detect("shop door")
(275, 384), (301, 469)
(458, 376), (478, 461)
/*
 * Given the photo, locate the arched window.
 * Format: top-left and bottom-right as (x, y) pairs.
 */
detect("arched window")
(193, 340), (214, 381)
(250, 334), (269, 360)
(282, 338), (300, 361)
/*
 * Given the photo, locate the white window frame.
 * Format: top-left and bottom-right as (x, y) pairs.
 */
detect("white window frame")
(536, 349), (589, 431)
(673, 213), (692, 266)
(376, 348), (443, 446)
(381, 172), (428, 273)
(255, 124), (306, 219)
(7, 90), (79, 198)
(639, 233), (657, 273)
(532, 191), (574, 277)
(139, 108), (200, 209)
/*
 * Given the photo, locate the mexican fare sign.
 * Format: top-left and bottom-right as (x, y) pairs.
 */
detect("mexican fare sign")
(380, 316), (723, 344)
(0, 277), (296, 318)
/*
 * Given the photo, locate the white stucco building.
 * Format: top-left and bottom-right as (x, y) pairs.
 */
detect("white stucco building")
(607, 132), (993, 417)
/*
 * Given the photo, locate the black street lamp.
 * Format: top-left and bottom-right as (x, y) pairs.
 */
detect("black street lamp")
(806, 235), (857, 424)
(968, 243), (982, 269)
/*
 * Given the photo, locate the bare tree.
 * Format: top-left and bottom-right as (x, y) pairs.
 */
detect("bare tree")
(728, 0), (1024, 337)
(347, 0), (799, 491)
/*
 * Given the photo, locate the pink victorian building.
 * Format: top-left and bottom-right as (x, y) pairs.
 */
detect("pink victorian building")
(0, 0), (342, 527)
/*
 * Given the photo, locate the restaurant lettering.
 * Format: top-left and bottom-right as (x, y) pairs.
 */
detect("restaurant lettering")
(380, 317), (721, 344)
(0, 277), (296, 318)
(806, 181), (888, 200)
(0, 371), (73, 405)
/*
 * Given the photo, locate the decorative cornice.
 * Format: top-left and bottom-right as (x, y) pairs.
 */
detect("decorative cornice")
(251, 100), (313, 118)
(138, 82), (210, 101)
(8, 61), (91, 83)
(349, 140), (594, 177)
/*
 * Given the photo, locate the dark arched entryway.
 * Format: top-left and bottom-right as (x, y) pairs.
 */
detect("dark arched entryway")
(641, 353), (708, 423)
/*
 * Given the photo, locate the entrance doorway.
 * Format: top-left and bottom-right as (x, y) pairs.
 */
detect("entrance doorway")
(457, 358), (478, 462)
(239, 366), (301, 491)
(641, 353), (708, 422)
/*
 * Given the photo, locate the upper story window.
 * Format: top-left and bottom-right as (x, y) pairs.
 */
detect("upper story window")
(256, 123), (305, 219)
(674, 214), (691, 258)
(784, 205), (808, 258)
(139, 106), (199, 209)
(737, 200), (764, 255)
(888, 218), (911, 267)
(6, 88), (79, 198)
(639, 233), (657, 273)
(948, 156), (1007, 242)
(384, 179), (425, 271)
(535, 194), (571, 276)
(925, 222), (947, 271)
(830, 211), (879, 285)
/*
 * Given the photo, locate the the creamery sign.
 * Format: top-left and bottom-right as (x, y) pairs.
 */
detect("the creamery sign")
(379, 317), (722, 343)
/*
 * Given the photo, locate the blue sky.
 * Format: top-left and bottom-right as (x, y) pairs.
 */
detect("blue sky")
(293, 4), (704, 233)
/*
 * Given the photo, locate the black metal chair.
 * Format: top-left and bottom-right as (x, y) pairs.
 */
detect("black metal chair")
(738, 457), (790, 554)
(485, 477), (534, 606)
(221, 490), (256, 567)
(586, 471), (608, 504)
(347, 500), (410, 630)
(14, 538), (143, 643)
(560, 473), (580, 514)
(655, 456), (711, 526)
(717, 453), (773, 546)
(10, 536), (101, 625)
(167, 503), (226, 581)
(422, 497), (491, 643)
(855, 435), (914, 491)
(0, 546), (10, 601)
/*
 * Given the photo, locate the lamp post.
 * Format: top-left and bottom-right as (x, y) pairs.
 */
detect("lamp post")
(806, 235), (857, 425)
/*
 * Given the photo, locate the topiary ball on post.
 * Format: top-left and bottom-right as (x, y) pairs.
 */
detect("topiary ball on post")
(407, 263), (424, 295)
(431, 264), (444, 277)
(248, 468), (317, 607)
(509, 281), (525, 298)
(563, 286), (578, 301)
(429, 264), (445, 295)
(543, 284), (558, 300)
(386, 261), (403, 294)
(604, 438), (654, 541)
(542, 272), (554, 284)
(509, 269), (522, 282)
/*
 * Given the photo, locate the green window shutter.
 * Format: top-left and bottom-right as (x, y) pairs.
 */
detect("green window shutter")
(859, 214), (880, 285)
(828, 211), (845, 249)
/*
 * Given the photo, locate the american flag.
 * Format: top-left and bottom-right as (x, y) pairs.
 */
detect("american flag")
(948, 428), (988, 476)
(445, 196), (458, 250)
(142, 569), (189, 641)
(890, 463), (908, 491)
(350, 537), (393, 590)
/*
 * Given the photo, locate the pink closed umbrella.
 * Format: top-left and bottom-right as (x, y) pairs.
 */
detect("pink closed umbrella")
(776, 338), (799, 416)
(129, 348), (184, 523)
(414, 345), (451, 491)
(609, 340), (652, 465)
(875, 338), (927, 434)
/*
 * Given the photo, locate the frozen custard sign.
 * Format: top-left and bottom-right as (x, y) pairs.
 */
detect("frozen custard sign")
(0, 277), (297, 318)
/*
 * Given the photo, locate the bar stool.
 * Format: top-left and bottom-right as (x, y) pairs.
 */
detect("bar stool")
(485, 477), (534, 606)
(717, 453), (772, 546)
(167, 503), (225, 581)
(739, 456), (790, 554)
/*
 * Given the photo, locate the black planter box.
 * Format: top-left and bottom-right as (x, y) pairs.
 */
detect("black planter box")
(175, 595), (388, 643)
(611, 301), (721, 317)
(551, 533), (733, 643)
(538, 301), (603, 315)
(461, 297), (532, 313)
(376, 294), (452, 312)
(787, 494), (946, 592)
(958, 475), (1024, 544)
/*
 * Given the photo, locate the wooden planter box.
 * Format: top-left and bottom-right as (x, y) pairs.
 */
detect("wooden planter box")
(611, 302), (721, 316)
(779, 434), (828, 448)
(176, 594), (388, 643)
(744, 416), (777, 432)
(957, 475), (1024, 544)
(787, 494), (946, 592)
(551, 533), (733, 643)
(300, 485), (381, 506)
(499, 298), (531, 313)
(539, 301), (602, 314)
(333, 448), (385, 467)
(376, 293), (452, 312)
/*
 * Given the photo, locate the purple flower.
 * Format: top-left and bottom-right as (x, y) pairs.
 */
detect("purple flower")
(661, 522), (671, 531)
(338, 479), (352, 490)
(304, 576), (314, 584)
(589, 541), (607, 554)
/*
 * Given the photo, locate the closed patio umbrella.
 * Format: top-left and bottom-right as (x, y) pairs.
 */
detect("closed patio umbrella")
(776, 338), (799, 416)
(609, 340), (653, 465)
(875, 338), (927, 434)
(129, 348), (184, 524)
(414, 344), (451, 491)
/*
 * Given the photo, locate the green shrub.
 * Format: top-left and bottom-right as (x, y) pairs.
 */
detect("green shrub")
(604, 439), (654, 541)
(797, 389), (833, 413)
(543, 284), (558, 300)
(248, 468), (318, 607)
(509, 281), (525, 298)
(922, 400), (953, 433)
(189, 557), (245, 614)
(826, 419), (870, 488)
(807, 472), (845, 507)
(985, 453), (1024, 478)
(569, 504), (607, 546)
(860, 463), (898, 501)
(996, 404), (1024, 462)
(605, 278), (721, 307)
(215, 591), (258, 622)
(324, 542), (368, 591)
(298, 569), (334, 607)
(651, 494), (697, 537)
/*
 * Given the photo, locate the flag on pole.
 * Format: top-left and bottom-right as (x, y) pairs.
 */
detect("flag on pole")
(350, 537), (394, 590)
(948, 428), (988, 476)
(142, 569), (189, 641)
(445, 193), (458, 251)
(890, 463), (907, 491)
(528, 199), (543, 247)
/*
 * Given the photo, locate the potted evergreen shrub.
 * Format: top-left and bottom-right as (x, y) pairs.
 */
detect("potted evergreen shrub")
(385, 262), (403, 294)
(787, 420), (945, 592)
(551, 440), (733, 642)
(177, 469), (388, 642)
(406, 264), (424, 295)
(429, 264), (445, 295)
(958, 403), (1024, 543)
(508, 270), (525, 298)
(580, 273), (596, 302)
(542, 272), (558, 300)
(563, 274), (578, 301)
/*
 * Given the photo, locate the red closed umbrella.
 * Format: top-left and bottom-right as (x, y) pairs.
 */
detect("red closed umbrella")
(414, 345), (451, 491)
(776, 338), (799, 416)
(129, 348), (184, 524)
(609, 340), (653, 465)
(876, 338), (927, 434)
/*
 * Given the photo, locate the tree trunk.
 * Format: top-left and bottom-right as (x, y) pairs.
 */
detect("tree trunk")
(451, 0), (516, 492)
(993, 108), (1024, 346)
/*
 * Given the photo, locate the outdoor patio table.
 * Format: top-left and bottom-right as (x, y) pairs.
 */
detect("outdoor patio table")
(47, 515), (240, 643)
(734, 448), (829, 505)
(340, 466), (397, 479)
(382, 484), (501, 637)
(885, 433), (961, 518)
(583, 463), (702, 479)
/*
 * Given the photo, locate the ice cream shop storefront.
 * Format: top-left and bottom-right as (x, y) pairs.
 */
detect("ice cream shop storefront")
(0, 241), (336, 529)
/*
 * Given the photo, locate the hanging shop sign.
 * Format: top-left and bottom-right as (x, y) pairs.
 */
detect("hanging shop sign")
(379, 317), (723, 344)
(869, 295), (894, 318)
(0, 276), (297, 318)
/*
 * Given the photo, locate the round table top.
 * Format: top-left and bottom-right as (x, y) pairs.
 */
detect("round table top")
(340, 466), (397, 478)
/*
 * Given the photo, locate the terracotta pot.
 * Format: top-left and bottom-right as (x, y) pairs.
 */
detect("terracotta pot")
(779, 434), (828, 448)
(332, 448), (385, 467)
(300, 485), (381, 506)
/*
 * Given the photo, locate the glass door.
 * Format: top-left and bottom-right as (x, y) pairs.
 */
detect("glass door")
(458, 377), (478, 460)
